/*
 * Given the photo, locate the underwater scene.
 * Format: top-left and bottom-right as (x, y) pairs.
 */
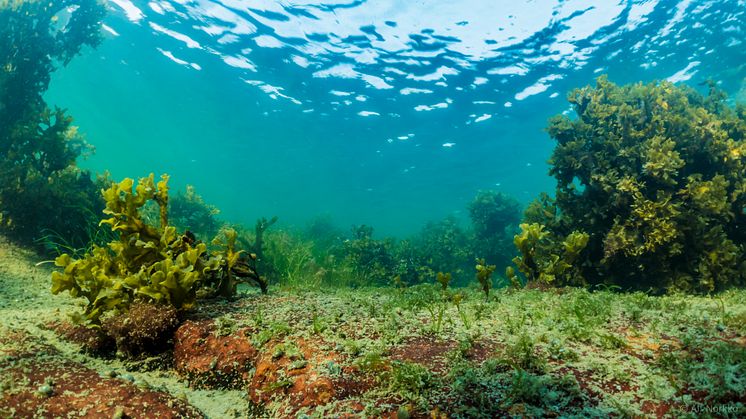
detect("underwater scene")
(1, 0), (746, 417)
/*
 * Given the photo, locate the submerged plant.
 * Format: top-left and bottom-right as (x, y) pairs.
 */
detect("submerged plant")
(475, 258), (496, 297)
(168, 184), (223, 241)
(236, 215), (278, 283)
(343, 225), (397, 285)
(262, 230), (315, 287)
(414, 216), (472, 283)
(511, 223), (588, 286)
(436, 271), (452, 291)
(452, 292), (472, 330)
(51, 174), (265, 327)
(0, 0), (107, 250)
(518, 76), (746, 292)
(468, 191), (521, 269)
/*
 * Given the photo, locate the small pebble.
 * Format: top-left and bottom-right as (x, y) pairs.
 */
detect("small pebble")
(37, 384), (53, 397)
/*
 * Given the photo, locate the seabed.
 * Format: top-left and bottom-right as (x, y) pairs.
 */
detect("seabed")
(1, 236), (745, 418)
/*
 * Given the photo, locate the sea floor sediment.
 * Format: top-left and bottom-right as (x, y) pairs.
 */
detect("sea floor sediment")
(1, 236), (745, 418)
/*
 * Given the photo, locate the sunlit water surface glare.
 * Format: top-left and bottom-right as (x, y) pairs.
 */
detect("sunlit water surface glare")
(47, 0), (746, 235)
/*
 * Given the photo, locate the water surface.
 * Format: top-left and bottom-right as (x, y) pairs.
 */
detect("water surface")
(46, 0), (746, 235)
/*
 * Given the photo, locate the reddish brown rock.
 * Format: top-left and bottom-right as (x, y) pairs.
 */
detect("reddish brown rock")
(47, 321), (115, 355)
(0, 331), (201, 418)
(173, 320), (257, 389)
(249, 338), (372, 416)
(103, 302), (181, 357)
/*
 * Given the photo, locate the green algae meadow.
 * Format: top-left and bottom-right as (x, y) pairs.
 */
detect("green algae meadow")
(1, 1), (746, 418)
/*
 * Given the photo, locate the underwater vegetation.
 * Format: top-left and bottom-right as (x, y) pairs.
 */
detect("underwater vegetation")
(475, 258), (496, 297)
(468, 191), (521, 271)
(50, 174), (266, 354)
(0, 0), (107, 250)
(343, 224), (399, 286)
(1, 2), (745, 418)
(264, 198), (519, 290)
(167, 185), (223, 242)
(412, 216), (472, 281)
(510, 222), (589, 287)
(295, 193), (520, 289)
(514, 76), (746, 293)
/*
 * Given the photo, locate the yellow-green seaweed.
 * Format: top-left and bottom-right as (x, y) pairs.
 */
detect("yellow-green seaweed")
(51, 174), (265, 326)
(521, 76), (746, 292)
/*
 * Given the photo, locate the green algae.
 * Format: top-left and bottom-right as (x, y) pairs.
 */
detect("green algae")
(51, 174), (265, 327)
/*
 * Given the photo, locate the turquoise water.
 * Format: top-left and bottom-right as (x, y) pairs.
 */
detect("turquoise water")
(45, 0), (746, 236)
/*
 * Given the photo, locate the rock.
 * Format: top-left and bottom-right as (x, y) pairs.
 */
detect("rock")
(0, 331), (201, 418)
(248, 338), (373, 416)
(173, 320), (258, 389)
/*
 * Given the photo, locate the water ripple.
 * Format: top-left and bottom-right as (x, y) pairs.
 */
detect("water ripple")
(107, 0), (745, 118)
